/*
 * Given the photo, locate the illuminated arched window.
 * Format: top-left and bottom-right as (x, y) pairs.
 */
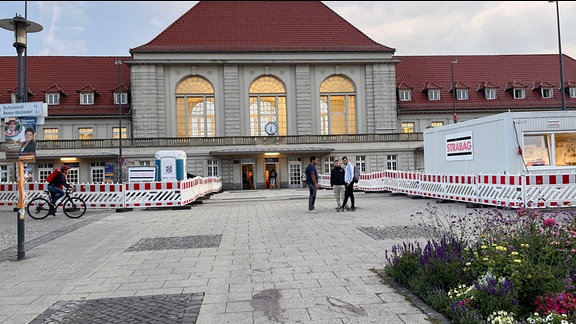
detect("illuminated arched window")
(249, 76), (287, 136)
(320, 75), (356, 135)
(175, 76), (215, 137)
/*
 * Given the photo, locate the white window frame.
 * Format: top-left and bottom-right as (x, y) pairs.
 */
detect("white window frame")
(0, 165), (8, 182)
(323, 156), (334, 174)
(485, 88), (497, 100)
(569, 87), (576, 99)
(456, 89), (468, 100)
(11, 93), (17, 103)
(114, 92), (128, 104)
(90, 162), (106, 183)
(80, 92), (94, 105)
(38, 164), (54, 182)
(67, 168), (79, 184)
(46, 93), (60, 105)
(427, 89), (440, 101)
(541, 88), (553, 99)
(387, 155), (397, 171)
(513, 88), (525, 99)
(207, 159), (219, 177)
(356, 155), (366, 173)
(399, 89), (411, 101)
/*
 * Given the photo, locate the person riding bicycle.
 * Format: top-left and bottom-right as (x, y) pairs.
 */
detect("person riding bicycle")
(46, 165), (74, 215)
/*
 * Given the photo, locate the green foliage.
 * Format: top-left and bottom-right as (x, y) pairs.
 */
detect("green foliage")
(384, 204), (576, 323)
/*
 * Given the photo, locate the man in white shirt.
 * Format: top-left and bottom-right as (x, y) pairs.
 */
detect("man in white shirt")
(340, 156), (356, 211)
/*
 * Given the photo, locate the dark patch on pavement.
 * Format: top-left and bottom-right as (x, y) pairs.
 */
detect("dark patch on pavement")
(29, 292), (204, 324)
(251, 288), (284, 322)
(357, 225), (427, 240)
(125, 234), (222, 252)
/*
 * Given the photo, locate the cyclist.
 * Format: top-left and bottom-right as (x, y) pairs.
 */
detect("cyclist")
(46, 165), (74, 215)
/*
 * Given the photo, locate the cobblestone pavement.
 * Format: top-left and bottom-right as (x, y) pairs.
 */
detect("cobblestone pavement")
(0, 189), (461, 323)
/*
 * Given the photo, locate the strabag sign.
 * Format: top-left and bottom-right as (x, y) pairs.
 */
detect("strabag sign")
(446, 131), (473, 161)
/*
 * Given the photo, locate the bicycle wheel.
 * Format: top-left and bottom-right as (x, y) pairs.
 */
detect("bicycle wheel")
(27, 197), (51, 220)
(63, 197), (87, 218)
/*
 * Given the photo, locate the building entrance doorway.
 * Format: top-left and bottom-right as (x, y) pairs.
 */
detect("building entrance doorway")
(242, 164), (254, 190)
(265, 163), (278, 189)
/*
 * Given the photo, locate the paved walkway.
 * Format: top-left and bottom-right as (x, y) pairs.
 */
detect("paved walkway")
(0, 189), (456, 323)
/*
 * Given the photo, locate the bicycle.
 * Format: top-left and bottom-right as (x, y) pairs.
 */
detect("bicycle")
(26, 187), (87, 219)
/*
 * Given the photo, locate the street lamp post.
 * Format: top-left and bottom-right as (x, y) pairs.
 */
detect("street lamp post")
(0, 15), (43, 260)
(451, 58), (458, 123)
(115, 59), (123, 183)
(551, 1), (565, 110)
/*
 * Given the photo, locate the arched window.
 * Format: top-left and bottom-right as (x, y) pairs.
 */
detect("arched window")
(176, 76), (215, 137)
(249, 76), (287, 136)
(320, 75), (356, 135)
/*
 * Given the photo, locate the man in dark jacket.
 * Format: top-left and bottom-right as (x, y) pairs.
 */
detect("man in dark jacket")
(330, 159), (346, 212)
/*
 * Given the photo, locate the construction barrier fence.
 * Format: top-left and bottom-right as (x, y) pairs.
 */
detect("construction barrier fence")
(0, 176), (222, 209)
(318, 171), (576, 209)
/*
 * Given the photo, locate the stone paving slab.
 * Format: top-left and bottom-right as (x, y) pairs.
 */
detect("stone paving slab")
(0, 189), (455, 323)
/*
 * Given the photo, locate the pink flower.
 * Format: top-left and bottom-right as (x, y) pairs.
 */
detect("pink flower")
(543, 218), (557, 227)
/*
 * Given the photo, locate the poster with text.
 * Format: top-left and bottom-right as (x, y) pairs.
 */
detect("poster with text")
(4, 117), (37, 162)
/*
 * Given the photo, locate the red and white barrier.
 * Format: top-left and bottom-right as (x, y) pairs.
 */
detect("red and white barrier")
(319, 170), (576, 209)
(0, 177), (222, 209)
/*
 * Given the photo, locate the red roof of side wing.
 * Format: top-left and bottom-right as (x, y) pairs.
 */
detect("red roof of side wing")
(131, 1), (394, 53)
(395, 54), (576, 112)
(0, 56), (131, 116)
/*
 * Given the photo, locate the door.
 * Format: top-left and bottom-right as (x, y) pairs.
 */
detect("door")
(265, 163), (279, 189)
(242, 164), (254, 190)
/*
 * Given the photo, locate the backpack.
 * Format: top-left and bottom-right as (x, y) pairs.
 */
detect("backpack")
(45, 170), (59, 184)
(301, 172), (307, 182)
(353, 165), (360, 183)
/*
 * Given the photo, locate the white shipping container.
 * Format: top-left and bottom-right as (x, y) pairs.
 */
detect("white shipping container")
(424, 111), (576, 175)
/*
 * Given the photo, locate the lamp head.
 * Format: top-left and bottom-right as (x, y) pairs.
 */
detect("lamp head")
(0, 15), (43, 48)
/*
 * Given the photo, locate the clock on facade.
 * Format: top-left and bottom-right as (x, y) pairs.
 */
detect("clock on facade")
(264, 122), (278, 135)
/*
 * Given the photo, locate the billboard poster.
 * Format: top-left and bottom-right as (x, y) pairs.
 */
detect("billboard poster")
(4, 117), (37, 162)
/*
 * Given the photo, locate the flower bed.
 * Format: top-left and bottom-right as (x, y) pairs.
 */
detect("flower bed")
(383, 203), (576, 324)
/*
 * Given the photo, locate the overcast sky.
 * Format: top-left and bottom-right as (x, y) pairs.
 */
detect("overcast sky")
(0, 1), (574, 58)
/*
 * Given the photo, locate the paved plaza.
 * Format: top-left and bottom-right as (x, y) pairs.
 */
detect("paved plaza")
(0, 188), (457, 323)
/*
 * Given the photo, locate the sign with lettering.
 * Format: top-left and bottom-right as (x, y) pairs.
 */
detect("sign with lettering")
(1, 102), (47, 118)
(446, 131), (473, 161)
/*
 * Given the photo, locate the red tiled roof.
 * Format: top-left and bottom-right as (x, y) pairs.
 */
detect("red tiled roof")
(395, 54), (576, 112)
(0, 56), (131, 116)
(131, 1), (394, 54)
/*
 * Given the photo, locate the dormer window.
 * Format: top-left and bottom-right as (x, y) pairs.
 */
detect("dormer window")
(397, 82), (413, 102)
(428, 89), (440, 101)
(10, 93), (17, 103)
(46, 93), (60, 105)
(513, 88), (525, 99)
(570, 87), (576, 99)
(114, 92), (128, 104)
(80, 93), (94, 105)
(541, 87), (553, 99)
(456, 89), (468, 100)
(485, 88), (497, 100)
(398, 89), (411, 101)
